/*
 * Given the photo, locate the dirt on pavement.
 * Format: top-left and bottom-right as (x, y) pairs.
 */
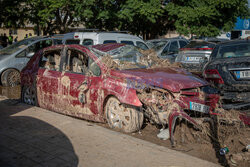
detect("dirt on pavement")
(1, 86), (250, 167)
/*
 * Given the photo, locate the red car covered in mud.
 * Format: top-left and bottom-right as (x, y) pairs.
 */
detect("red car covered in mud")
(21, 43), (220, 144)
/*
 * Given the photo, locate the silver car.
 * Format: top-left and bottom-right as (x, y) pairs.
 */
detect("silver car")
(175, 40), (216, 74)
(0, 36), (62, 86)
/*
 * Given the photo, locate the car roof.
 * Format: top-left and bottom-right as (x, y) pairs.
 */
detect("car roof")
(147, 37), (187, 42)
(216, 39), (250, 46)
(91, 43), (125, 53)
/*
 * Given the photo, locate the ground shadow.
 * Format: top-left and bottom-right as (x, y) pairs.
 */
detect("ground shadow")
(0, 97), (79, 167)
(210, 116), (229, 167)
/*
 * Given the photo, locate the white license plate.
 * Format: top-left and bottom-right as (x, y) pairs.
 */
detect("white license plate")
(186, 56), (201, 62)
(235, 70), (250, 79)
(190, 102), (210, 113)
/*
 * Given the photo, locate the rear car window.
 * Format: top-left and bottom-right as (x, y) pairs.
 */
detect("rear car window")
(217, 43), (250, 58)
(65, 39), (80, 44)
(183, 41), (215, 49)
(121, 41), (134, 45)
(103, 40), (117, 44)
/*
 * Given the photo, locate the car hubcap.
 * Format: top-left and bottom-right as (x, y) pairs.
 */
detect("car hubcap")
(108, 98), (131, 129)
(24, 87), (36, 105)
(7, 71), (20, 87)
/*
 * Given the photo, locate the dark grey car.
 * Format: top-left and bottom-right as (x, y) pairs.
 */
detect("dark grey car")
(0, 36), (62, 86)
(147, 38), (189, 63)
(203, 40), (250, 111)
(175, 40), (216, 74)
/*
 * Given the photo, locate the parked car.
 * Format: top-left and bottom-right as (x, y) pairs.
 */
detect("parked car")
(62, 31), (149, 50)
(0, 36), (62, 86)
(21, 43), (220, 145)
(175, 40), (217, 74)
(203, 40), (250, 114)
(147, 38), (189, 63)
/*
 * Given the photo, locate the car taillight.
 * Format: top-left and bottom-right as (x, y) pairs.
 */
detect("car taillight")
(204, 69), (224, 84)
(74, 35), (79, 38)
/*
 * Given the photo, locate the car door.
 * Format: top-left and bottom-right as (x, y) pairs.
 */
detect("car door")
(36, 48), (63, 111)
(58, 47), (103, 121)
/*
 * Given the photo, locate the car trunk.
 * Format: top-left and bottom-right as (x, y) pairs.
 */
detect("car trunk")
(209, 57), (250, 92)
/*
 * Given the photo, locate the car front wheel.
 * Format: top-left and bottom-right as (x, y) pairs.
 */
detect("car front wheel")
(105, 97), (143, 133)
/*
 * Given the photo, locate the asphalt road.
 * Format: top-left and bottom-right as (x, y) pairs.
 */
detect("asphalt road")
(0, 95), (219, 167)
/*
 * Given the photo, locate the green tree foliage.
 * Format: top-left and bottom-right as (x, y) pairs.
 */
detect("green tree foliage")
(0, 0), (27, 28)
(166, 0), (249, 37)
(117, 0), (168, 38)
(26, 0), (95, 34)
(1, 0), (249, 38)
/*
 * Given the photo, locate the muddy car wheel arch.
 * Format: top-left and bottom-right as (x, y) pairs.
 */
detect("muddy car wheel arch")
(104, 96), (143, 133)
(168, 109), (200, 146)
(1, 69), (20, 87)
(21, 84), (38, 106)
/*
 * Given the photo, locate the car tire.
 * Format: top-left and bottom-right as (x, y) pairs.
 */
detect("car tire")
(1, 69), (20, 87)
(105, 97), (143, 133)
(21, 84), (38, 106)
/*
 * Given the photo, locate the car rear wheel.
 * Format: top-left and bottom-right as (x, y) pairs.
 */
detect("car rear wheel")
(105, 97), (143, 133)
(21, 85), (38, 106)
(1, 69), (20, 87)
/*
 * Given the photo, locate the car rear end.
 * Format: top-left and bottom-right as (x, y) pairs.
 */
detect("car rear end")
(175, 41), (216, 74)
(203, 40), (250, 124)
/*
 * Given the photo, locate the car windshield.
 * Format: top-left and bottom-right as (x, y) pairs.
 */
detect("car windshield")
(217, 43), (250, 58)
(107, 45), (148, 69)
(0, 37), (41, 55)
(183, 41), (216, 49)
(92, 44), (180, 70)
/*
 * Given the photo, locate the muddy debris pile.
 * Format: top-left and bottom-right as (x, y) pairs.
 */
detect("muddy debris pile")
(100, 49), (182, 70)
(174, 107), (250, 167)
(139, 49), (182, 69)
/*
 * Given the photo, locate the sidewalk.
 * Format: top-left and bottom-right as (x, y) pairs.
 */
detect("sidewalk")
(0, 96), (219, 167)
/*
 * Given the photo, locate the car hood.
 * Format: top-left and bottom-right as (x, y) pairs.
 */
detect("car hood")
(110, 67), (208, 92)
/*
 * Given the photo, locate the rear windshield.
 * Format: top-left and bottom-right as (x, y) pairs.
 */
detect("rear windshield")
(183, 41), (216, 49)
(217, 43), (250, 58)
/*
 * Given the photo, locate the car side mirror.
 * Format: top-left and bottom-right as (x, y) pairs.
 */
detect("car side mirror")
(27, 52), (35, 58)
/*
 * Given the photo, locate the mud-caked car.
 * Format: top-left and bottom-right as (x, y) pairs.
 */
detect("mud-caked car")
(21, 43), (221, 144)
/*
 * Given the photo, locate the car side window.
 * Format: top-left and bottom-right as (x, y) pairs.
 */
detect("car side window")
(65, 49), (88, 74)
(103, 40), (117, 44)
(88, 57), (101, 76)
(169, 41), (179, 53)
(136, 41), (148, 50)
(179, 40), (188, 48)
(54, 39), (63, 45)
(16, 50), (26, 58)
(121, 41), (134, 45)
(40, 50), (61, 71)
(29, 40), (53, 54)
(161, 43), (170, 55)
(82, 39), (94, 46)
